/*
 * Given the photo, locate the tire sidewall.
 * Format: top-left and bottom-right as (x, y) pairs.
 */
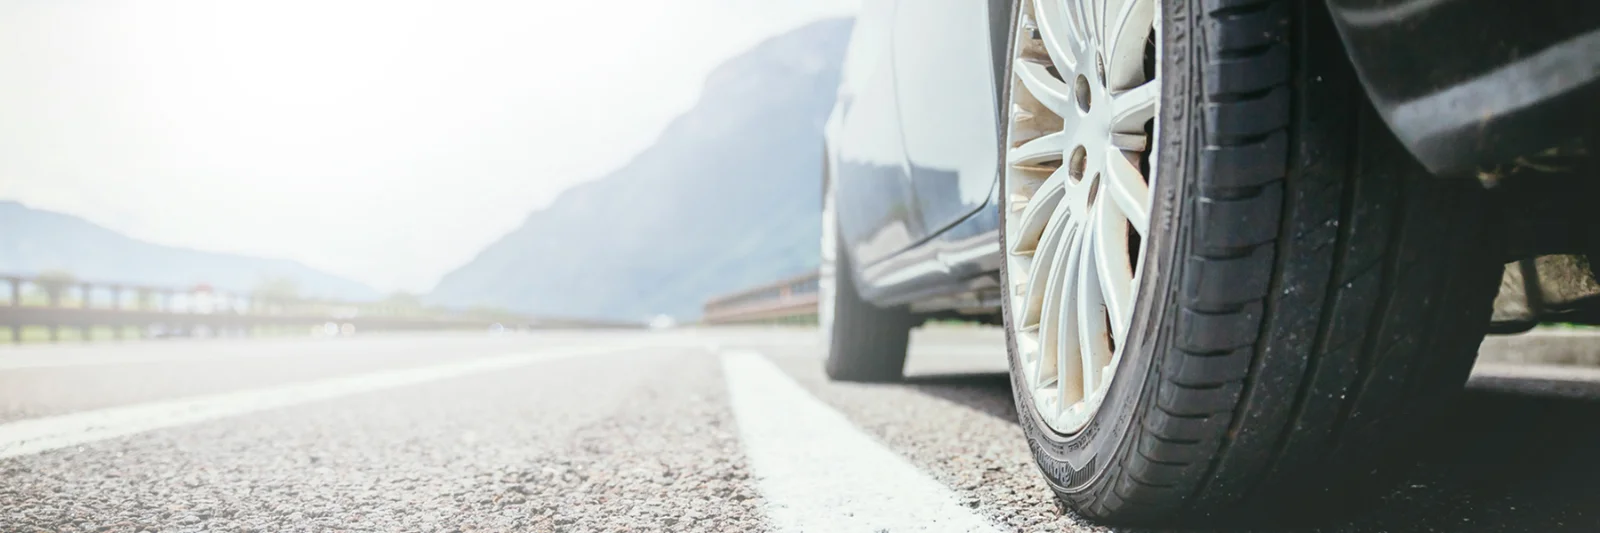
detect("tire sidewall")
(999, 0), (1195, 498)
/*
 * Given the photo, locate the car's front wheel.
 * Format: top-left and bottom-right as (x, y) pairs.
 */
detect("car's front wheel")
(998, 0), (1501, 525)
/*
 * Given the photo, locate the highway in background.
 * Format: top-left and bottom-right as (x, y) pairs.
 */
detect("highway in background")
(1, 328), (1598, 532)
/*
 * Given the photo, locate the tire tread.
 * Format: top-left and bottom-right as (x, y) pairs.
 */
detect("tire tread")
(1049, 0), (1500, 524)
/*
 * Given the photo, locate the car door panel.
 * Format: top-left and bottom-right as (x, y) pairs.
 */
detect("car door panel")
(891, 0), (1003, 239)
(826, 0), (923, 271)
(842, 0), (1004, 304)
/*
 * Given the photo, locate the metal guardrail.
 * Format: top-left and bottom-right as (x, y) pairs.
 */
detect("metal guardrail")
(0, 273), (637, 343)
(702, 271), (821, 324)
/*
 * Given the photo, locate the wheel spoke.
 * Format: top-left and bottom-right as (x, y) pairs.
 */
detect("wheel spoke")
(1052, 227), (1086, 408)
(1037, 225), (1083, 394)
(1015, 332), (1042, 393)
(1103, 147), (1150, 235)
(1020, 199), (1075, 328)
(1092, 199), (1135, 343)
(1104, 0), (1154, 89)
(1008, 166), (1071, 254)
(1095, 0), (1110, 48)
(1008, 131), (1068, 168)
(1076, 216), (1113, 397)
(1016, 61), (1079, 120)
(1069, 0), (1096, 49)
(1110, 80), (1158, 132)
(1095, 0), (1113, 49)
(1033, 0), (1081, 72)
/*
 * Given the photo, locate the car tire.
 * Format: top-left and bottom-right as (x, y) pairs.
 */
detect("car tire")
(998, 0), (1503, 525)
(821, 163), (913, 383)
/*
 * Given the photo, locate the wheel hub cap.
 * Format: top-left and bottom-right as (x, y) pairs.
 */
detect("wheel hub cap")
(1005, 0), (1159, 434)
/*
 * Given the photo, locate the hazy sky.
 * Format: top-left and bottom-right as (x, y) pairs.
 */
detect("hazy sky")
(0, 0), (858, 292)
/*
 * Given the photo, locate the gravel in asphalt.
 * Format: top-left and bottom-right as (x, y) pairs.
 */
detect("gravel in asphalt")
(0, 327), (1597, 532)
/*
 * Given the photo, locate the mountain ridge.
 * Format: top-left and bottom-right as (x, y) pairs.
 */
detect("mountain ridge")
(0, 200), (380, 300)
(427, 18), (850, 320)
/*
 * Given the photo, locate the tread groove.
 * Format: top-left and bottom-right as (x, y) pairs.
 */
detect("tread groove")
(1179, 348), (1242, 358)
(1214, 43), (1275, 60)
(1149, 432), (1203, 446)
(1201, 184), (1267, 201)
(1208, 1), (1276, 19)
(1194, 242), (1269, 261)
(1208, 85), (1282, 103)
(1245, 87), (1363, 501)
(1129, 472), (1181, 489)
(1170, 381), (1231, 392)
(1204, 131), (1277, 148)
(1154, 403), (1214, 421)
(1324, 115), (1405, 446)
(1207, 129), (1282, 148)
(1138, 448), (1193, 467)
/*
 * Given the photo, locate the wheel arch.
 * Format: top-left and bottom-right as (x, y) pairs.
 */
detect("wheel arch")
(821, 138), (876, 304)
(988, 0), (1016, 120)
(1325, 0), (1600, 175)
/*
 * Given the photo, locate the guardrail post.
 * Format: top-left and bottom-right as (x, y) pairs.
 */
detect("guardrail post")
(79, 283), (92, 342)
(7, 278), (16, 344)
(45, 283), (60, 342)
(242, 295), (254, 338)
(109, 285), (124, 340)
(136, 288), (151, 339)
(223, 292), (238, 337)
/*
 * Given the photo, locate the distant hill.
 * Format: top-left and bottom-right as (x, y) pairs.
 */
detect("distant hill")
(0, 201), (380, 300)
(427, 18), (850, 321)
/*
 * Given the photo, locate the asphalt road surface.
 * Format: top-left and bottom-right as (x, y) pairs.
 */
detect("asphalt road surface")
(2, 327), (1599, 532)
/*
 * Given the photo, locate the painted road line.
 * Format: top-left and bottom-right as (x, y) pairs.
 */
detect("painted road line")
(0, 350), (334, 371)
(720, 350), (1000, 533)
(0, 344), (641, 459)
(0, 333), (698, 371)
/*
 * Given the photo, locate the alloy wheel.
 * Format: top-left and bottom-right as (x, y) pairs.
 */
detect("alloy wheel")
(1004, 0), (1159, 434)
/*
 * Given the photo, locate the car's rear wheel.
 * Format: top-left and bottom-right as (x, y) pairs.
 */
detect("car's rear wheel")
(821, 166), (913, 382)
(998, 0), (1502, 525)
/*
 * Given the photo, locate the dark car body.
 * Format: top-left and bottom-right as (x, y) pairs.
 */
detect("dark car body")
(1329, 0), (1600, 175)
(824, 0), (1600, 313)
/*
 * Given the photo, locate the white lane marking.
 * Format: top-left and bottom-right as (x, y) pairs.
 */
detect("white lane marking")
(0, 333), (696, 371)
(0, 344), (640, 459)
(720, 350), (1000, 533)
(0, 350), (323, 371)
